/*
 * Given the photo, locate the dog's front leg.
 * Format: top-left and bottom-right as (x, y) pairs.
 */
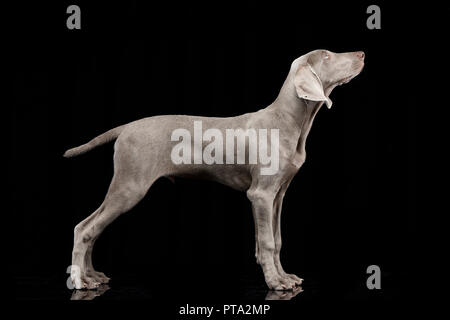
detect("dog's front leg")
(247, 188), (293, 290)
(272, 185), (303, 286)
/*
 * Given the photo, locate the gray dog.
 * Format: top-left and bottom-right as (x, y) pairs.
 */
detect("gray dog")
(64, 49), (365, 290)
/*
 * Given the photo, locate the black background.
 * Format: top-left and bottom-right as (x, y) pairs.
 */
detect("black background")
(11, 0), (431, 306)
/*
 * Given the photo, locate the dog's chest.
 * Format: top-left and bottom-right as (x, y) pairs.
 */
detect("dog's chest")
(290, 151), (306, 168)
(290, 104), (321, 168)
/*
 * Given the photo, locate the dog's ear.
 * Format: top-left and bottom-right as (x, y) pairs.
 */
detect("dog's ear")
(294, 64), (332, 108)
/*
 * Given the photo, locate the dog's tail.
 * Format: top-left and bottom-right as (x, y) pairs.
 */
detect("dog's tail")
(63, 125), (126, 158)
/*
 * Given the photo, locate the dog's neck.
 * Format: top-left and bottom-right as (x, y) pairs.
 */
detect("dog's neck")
(266, 71), (338, 167)
(269, 64), (338, 121)
(269, 71), (323, 128)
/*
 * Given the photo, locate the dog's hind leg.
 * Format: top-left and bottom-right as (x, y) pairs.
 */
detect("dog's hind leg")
(68, 205), (110, 285)
(70, 206), (104, 289)
(84, 239), (110, 284)
(71, 174), (153, 289)
(71, 136), (158, 289)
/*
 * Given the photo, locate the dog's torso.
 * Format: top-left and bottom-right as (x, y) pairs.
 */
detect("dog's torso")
(113, 101), (320, 192)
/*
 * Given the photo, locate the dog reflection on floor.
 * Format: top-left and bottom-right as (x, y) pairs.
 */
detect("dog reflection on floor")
(71, 284), (110, 300)
(70, 283), (302, 300)
(265, 286), (303, 300)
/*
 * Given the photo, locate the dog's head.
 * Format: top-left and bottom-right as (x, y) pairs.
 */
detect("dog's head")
(293, 50), (365, 108)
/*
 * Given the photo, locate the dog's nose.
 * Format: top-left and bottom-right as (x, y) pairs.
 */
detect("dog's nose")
(356, 51), (365, 60)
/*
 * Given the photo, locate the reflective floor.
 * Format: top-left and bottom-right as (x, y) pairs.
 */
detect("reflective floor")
(14, 271), (407, 301)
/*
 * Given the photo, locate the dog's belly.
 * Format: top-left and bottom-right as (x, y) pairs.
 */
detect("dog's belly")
(168, 164), (252, 192)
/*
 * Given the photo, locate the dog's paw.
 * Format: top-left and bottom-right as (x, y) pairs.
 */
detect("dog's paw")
(71, 274), (101, 290)
(285, 273), (303, 286)
(286, 273), (303, 286)
(266, 276), (296, 291)
(90, 271), (110, 284)
(280, 275), (298, 288)
(95, 271), (111, 283)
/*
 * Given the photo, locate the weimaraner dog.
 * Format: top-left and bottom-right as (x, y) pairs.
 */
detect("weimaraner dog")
(65, 49), (365, 290)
